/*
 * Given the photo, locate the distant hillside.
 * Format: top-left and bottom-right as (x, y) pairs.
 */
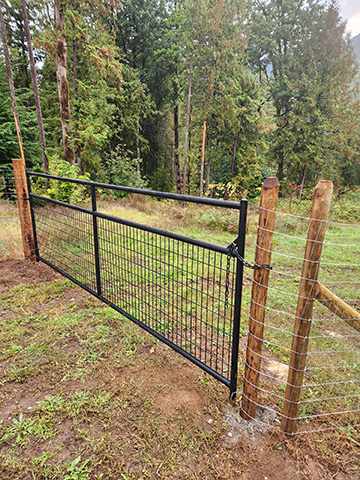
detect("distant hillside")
(352, 34), (360, 65)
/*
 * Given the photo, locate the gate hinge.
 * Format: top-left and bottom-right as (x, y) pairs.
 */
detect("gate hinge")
(227, 242), (272, 271)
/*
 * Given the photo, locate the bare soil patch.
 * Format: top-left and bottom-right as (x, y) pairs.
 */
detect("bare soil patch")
(0, 258), (61, 294)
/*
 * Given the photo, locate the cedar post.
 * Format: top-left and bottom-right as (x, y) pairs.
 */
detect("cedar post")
(314, 282), (360, 332)
(282, 180), (333, 435)
(240, 177), (279, 420)
(12, 158), (36, 261)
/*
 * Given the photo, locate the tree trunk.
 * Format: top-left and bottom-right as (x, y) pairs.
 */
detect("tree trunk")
(72, 1), (81, 171)
(183, 49), (193, 195)
(55, 0), (75, 165)
(19, 21), (30, 93)
(200, 121), (206, 197)
(136, 117), (141, 178)
(0, 0), (23, 149)
(205, 133), (212, 194)
(230, 131), (239, 176)
(173, 87), (181, 194)
(20, 0), (48, 173)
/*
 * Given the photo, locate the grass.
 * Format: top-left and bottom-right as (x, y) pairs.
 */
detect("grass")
(0, 283), (246, 478)
(0, 278), (358, 478)
(0, 200), (23, 258)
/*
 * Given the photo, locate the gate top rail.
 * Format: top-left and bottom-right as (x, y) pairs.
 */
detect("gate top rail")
(29, 192), (231, 255)
(27, 171), (243, 210)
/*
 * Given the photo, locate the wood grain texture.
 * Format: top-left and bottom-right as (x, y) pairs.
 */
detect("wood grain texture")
(315, 281), (360, 332)
(281, 180), (333, 435)
(12, 159), (36, 261)
(240, 177), (280, 420)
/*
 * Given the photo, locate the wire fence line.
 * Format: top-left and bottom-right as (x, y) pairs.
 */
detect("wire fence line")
(0, 169), (23, 258)
(241, 206), (360, 434)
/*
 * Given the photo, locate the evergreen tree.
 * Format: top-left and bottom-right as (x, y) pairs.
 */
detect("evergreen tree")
(247, 0), (360, 190)
(0, 61), (41, 167)
(180, 0), (265, 196)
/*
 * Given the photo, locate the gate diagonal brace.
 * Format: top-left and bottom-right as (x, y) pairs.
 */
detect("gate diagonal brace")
(227, 242), (273, 271)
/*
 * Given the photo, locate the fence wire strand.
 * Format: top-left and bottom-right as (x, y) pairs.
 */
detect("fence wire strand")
(242, 207), (360, 434)
(2, 170), (359, 436)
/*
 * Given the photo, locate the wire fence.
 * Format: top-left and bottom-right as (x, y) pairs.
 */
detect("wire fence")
(242, 207), (360, 434)
(0, 168), (23, 258)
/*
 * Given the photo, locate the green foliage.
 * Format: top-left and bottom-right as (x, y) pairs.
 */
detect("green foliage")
(0, 62), (42, 169)
(64, 456), (90, 480)
(103, 147), (147, 192)
(2, 0), (359, 195)
(178, 0), (266, 197)
(46, 156), (90, 203)
(148, 166), (173, 192)
(247, 0), (360, 190)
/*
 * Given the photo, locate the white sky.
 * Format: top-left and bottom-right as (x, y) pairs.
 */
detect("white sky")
(338, 0), (360, 37)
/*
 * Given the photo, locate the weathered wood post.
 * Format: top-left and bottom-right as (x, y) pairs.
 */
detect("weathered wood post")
(240, 177), (279, 420)
(12, 158), (36, 261)
(282, 180), (333, 435)
(314, 282), (360, 333)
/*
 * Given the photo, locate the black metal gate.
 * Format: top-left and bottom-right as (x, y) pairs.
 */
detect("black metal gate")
(26, 171), (247, 398)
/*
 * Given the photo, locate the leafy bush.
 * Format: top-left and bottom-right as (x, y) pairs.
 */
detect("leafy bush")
(46, 156), (90, 204)
(103, 147), (147, 196)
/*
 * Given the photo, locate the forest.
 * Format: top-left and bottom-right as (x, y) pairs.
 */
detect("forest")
(1, 0), (360, 199)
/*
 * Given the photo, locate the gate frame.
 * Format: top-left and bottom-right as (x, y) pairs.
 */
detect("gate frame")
(26, 170), (248, 399)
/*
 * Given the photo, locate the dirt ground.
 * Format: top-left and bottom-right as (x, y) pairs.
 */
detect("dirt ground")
(0, 259), (359, 480)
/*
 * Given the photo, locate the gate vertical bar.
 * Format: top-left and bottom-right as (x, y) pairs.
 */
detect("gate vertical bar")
(229, 199), (248, 399)
(91, 184), (102, 296)
(25, 171), (39, 261)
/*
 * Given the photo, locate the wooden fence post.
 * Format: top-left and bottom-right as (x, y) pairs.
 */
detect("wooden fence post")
(12, 158), (36, 261)
(240, 177), (279, 420)
(281, 180), (333, 435)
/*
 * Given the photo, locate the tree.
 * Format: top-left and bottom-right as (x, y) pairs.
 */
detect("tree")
(179, 0), (265, 196)
(0, 0), (23, 150)
(111, 0), (174, 188)
(0, 61), (41, 167)
(247, 0), (360, 190)
(20, 0), (48, 172)
(54, 0), (75, 165)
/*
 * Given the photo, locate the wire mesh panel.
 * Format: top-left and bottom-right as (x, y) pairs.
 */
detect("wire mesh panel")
(28, 173), (246, 392)
(35, 203), (96, 291)
(0, 169), (16, 201)
(0, 168), (22, 258)
(97, 217), (237, 382)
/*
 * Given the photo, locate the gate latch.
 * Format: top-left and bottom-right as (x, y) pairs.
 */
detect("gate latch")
(227, 242), (272, 271)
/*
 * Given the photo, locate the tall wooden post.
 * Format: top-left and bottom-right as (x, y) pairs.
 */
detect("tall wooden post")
(240, 177), (279, 420)
(199, 121), (206, 197)
(12, 158), (36, 261)
(282, 180), (333, 435)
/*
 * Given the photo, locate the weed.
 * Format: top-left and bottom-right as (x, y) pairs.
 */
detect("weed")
(65, 391), (90, 417)
(64, 456), (90, 480)
(32, 450), (55, 467)
(1, 413), (35, 447)
(36, 394), (65, 413)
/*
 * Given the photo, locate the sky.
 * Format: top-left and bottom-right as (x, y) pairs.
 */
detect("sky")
(338, 0), (360, 37)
